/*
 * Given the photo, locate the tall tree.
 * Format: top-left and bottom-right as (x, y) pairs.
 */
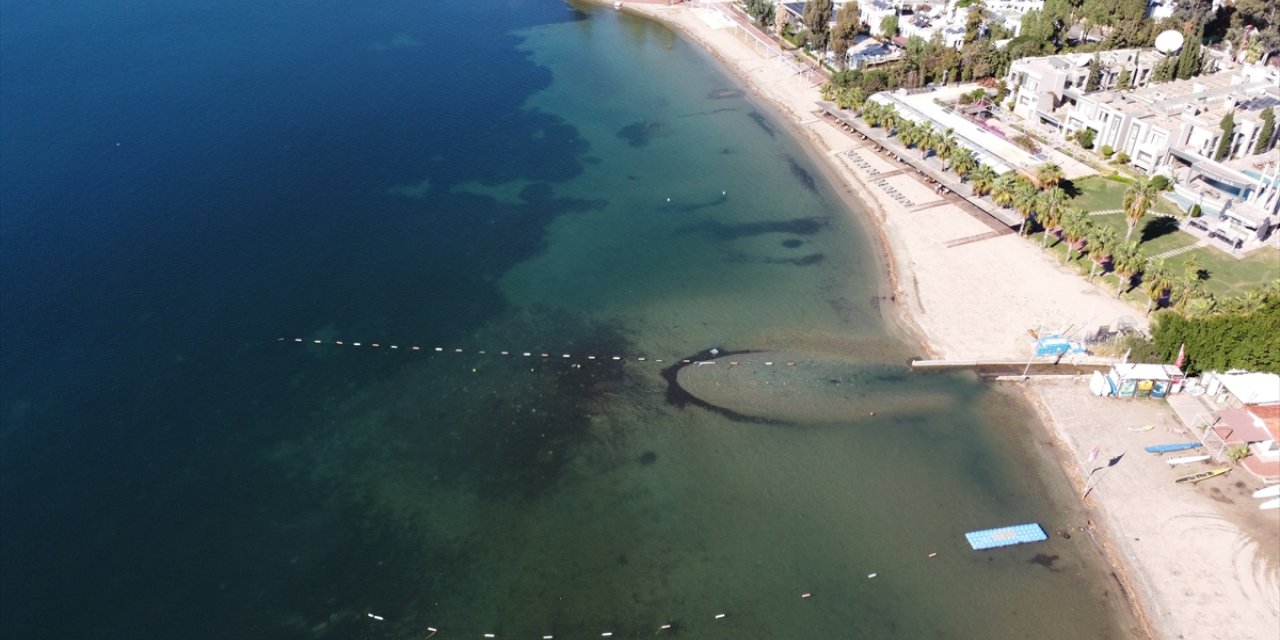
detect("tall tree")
(1085, 55), (1102, 92)
(993, 173), (1020, 209)
(1255, 106), (1276, 154)
(1035, 162), (1064, 188)
(1087, 224), (1117, 281)
(1176, 26), (1204, 79)
(1111, 240), (1144, 297)
(964, 3), (986, 43)
(1037, 187), (1069, 247)
(880, 14), (899, 38)
(1142, 258), (1173, 315)
(1060, 207), (1089, 263)
(1014, 180), (1041, 235)
(1115, 68), (1132, 90)
(830, 1), (862, 70)
(803, 0), (834, 50)
(970, 164), (997, 197)
(1122, 175), (1157, 240)
(1214, 110), (1235, 161)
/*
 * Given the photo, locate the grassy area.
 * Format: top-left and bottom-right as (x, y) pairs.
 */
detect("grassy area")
(1165, 247), (1280, 298)
(1065, 174), (1181, 215)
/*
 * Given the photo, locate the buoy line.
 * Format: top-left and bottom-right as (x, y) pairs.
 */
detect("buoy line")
(363, 555), (948, 638)
(277, 337), (804, 369)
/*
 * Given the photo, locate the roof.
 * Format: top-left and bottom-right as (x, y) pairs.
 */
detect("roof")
(1215, 372), (1280, 405)
(1216, 408), (1275, 443)
(1250, 405), (1280, 441)
(1111, 363), (1181, 381)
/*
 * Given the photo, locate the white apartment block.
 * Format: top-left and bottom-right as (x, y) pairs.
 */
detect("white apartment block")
(1005, 49), (1165, 120)
(1064, 67), (1279, 170)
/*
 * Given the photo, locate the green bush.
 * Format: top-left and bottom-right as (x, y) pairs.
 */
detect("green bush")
(1113, 151), (1130, 164)
(1078, 128), (1096, 149)
(1189, 204), (1202, 218)
(1101, 144), (1114, 158)
(1150, 175), (1172, 191)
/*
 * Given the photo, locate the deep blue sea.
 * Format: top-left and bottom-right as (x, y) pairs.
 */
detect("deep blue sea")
(2, 2), (1137, 638)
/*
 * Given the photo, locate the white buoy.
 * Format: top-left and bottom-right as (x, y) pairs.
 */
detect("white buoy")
(714, 613), (726, 619)
(801, 592), (812, 598)
(366, 613), (384, 621)
(867, 573), (877, 578)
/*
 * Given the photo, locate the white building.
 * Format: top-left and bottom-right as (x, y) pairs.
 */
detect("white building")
(1005, 49), (1165, 121)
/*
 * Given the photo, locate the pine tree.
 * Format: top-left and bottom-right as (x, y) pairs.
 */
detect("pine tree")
(1176, 27), (1203, 80)
(1116, 68), (1132, 90)
(1214, 111), (1235, 161)
(1085, 54), (1102, 92)
(1255, 106), (1276, 155)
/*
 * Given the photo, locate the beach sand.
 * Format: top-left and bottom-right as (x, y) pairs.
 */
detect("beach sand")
(600, 1), (1280, 638)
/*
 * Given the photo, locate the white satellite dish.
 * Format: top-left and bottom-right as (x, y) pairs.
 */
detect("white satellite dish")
(1155, 30), (1184, 54)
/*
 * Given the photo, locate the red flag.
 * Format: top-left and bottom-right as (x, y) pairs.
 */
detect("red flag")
(1174, 343), (1186, 369)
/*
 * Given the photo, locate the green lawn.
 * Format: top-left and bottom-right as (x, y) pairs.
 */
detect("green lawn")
(1066, 175), (1181, 216)
(1165, 247), (1280, 298)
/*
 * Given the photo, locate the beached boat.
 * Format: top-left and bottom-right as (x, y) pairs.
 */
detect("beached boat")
(1166, 454), (1211, 466)
(1260, 498), (1279, 511)
(1175, 467), (1230, 484)
(1144, 442), (1202, 454)
(1253, 485), (1280, 499)
(1128, 424), (1155, 432)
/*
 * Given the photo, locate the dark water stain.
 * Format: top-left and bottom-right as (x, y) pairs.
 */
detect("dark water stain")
(785, 154), (819, 194)
(639, 451), (658, 466)
(745, 110), (775, 137)
(683, 216), (827, 240)
(616, 120), (670, 148)
(1029, 553), (1061, 571)
(658, 348), (783, 424)
(782, 239), (804, 248)
(708, 88), (744, 99)
(763, 253), (825, 266)
(679, 107), (739, 118)
(667, 192), (728, 213)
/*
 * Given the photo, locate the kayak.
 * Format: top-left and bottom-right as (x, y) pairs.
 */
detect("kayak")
(1166, 455), (1211, 466)
(1261, 499), (1279, 511)
(1175, 467), (1230, 484)
(1253, 485), (1280, 499)
(1145, 442), (1202, 454)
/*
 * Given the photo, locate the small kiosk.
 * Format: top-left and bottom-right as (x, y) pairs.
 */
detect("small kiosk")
(1095, 363), (1185, 399)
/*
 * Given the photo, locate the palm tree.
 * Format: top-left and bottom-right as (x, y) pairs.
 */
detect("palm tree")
(1087, 225), (1117, 281)
(1182, 253), (1202, 283)
(1036, 187), (1068, 247)
(1173, 276), (1208, 314)
(1060, 207), (1089, 263)
(919, 126), (940, 159)
(1142, 258), (1172, 316)
(970, 164), (997, 197)
(897, 120), (919, 148)
(860, 102), (882, 127)
(1035, 162), (1064, 188)
(1110, 241), (1144, 297)
(1013, 180), (1039, 235)
(1122, 175), (1158, 241)
(949, 147), (977, 179)
(992, 173), (1020, 209)
(937, 128), (958, 159)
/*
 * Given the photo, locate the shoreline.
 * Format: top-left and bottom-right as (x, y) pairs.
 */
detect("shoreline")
(589, 2), (1280, 639)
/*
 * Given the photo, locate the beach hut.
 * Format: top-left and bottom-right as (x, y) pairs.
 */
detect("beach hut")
(1100, 363), (1184, 399)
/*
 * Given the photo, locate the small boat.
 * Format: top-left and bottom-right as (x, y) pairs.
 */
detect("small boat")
(1260, 498), (1279, 511)
(1145, 442), (1202, 454)
(1166, 454), (1211, 466)
(1253, 485), (1280, 499)
(1175, 467), (1230, 484)
(1128, 424), (1155, 432)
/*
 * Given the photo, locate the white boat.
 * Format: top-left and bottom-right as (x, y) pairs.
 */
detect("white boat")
(1260, 498), (1279, 511)
(1253, 485), (1280, 499)
(1165, 454), (1211, 466)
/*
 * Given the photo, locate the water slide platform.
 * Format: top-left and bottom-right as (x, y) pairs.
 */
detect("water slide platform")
(965, 523), (1048, 550)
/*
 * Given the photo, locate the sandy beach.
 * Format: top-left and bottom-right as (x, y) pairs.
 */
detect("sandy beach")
(601, 1), (1280, 638)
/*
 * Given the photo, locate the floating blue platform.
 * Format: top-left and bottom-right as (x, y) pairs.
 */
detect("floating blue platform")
(965, 523), (1048, 550)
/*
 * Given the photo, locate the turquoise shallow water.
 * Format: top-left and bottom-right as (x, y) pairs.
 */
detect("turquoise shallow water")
(1, 2), (1137, 638)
